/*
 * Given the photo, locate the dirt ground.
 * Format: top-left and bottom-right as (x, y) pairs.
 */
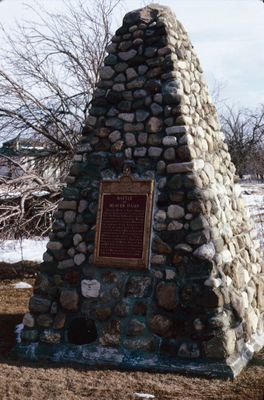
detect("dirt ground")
(0, 281), (263, 400)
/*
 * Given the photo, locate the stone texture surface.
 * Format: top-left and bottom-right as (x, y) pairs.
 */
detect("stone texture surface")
(20, 3), (264, 376)
(81, 280), (101, 298)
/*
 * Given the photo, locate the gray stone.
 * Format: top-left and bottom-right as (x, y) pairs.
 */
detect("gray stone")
(138, 132), (148, 144)
(43, 252), (54, 262)
(164, 147), (175, 160)
(23, 313), (34, 328)
(78, 200), (88, 213)
(167, 205), (185, 219)
(125, 133), (137, 146)
(158, 177), (167, 189)
(64, 210), (76, 224)
(148, 147), (163, 157)
(126, 276), (152, 297)
(113, 83), (125, 92)
(52, 220), (65, 231)
(190, 215), (209, 231)
(118, 49), (137, 61)
(174, 243), (193, 252)
(162, 136), (177, 146)
(36, 314), (53, 328)
(73, 233), (82, 246)
(134, 147), (147, 157)
(178, 343), (200, 359)
(114, 302), (129, 317)
(115, 73), (126, 82)
(100, 66), (115, 79)
(144, 46), (157, 57)
(123, 337), (154, 351)
(165, 125), (188, 135)
(72, 223), (89, 233)
(81, 279), (101, 298)
(118, 113), (134, 122)
(157, 160), (166, 174)
(149, 314), (173, 337)
(100, 320), (120, 346)
(126, 319), (145, 336)
(105, 54), (118, 65)
(60, 289), (79, 311)
(186, 230), (210, 245)
(155, 210), (167, 222)
(74, 253), (86, 266)
(105, 116), (123, 129)
(156, 282), (177, 311)
(168, 221), (183, 231)
(40, 329), (61, 344)
(115, 62), (128, 72)
(136, 110), (150, 122)
(76, 241), (87, 253)
(167, 175), (182, 190)
(127, 77), (145, 89)
(126, 67), (137, 80)
(221, 249), (232, 263)
(138, 64), (148, 75)
(111, 140), (124, 152)
(151, 255), (166, 265)
(134, 89), (147, 99)
(34, 273), (50, 293)
(193, 242), (215, 260)
(167, 162), (194, 173)
(146, 117), (162, 133)
(150, 103), (163, 115)
(166, 269), (176, 280)
(29, 296), (51, 313)
(119, 40), (132, 51)
(152, 235), (172, 254)
(58, 259), (75, 269)
(124, 122), (144, 133)
(47, 241), (63, 251)
(148, 134), (162, 146)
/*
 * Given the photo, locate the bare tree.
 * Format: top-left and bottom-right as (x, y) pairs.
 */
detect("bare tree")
(0, 0), (122, 238)
(0, 0), (122, 157)
(0, 154), (61, 238)
(221, 105), (264, 178)
(209, 78), (228, 111)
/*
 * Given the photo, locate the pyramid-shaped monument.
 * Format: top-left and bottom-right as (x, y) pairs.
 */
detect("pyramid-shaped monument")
(15, 4), (264, 378)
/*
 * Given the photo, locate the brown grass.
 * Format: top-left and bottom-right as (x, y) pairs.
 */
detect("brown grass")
(0, 281), (263, 400)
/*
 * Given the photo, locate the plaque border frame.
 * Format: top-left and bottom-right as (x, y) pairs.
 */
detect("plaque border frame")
(94, 174), (154, 269)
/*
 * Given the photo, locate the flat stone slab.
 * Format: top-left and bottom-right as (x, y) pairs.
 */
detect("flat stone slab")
(12, 332), (264, 380)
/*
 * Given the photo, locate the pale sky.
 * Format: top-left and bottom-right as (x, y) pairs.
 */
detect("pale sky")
(0, 0), (264, 110)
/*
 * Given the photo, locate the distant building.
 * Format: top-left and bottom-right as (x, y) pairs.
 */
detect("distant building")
(0, 135), (59, 181)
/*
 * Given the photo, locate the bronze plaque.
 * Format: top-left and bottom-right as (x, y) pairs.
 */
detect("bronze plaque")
(94, 173), (154, 269)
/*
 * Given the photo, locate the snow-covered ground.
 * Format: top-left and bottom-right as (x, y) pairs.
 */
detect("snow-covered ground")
(0, 238), (48, 263)
(241, 181), (264, 247)
(0, 182), (263, 265)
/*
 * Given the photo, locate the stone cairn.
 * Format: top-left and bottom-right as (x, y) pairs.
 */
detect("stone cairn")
(16, 4), (264, 378)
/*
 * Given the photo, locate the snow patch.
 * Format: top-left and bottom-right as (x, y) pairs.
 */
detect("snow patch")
(12, 282), (33, 289)
(134, 394), (155, 399)
(0, 238), (48, 263)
